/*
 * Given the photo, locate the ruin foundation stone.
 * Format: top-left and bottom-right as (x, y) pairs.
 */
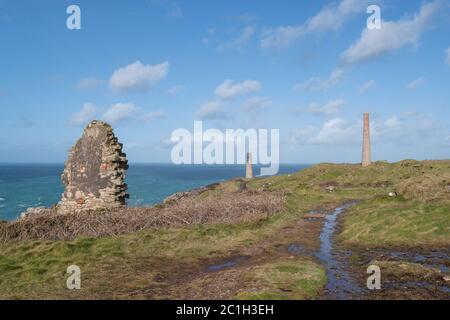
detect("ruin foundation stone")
(57, 120), (129, 213)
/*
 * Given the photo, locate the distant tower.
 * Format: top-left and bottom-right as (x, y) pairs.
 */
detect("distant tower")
(245, 152), (254, 179)
(362, 113), (371, 167)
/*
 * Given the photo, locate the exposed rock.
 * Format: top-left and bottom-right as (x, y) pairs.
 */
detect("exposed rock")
(163, 183), (219, 204)
(20, 206), (48, 219)
(388, 191), (397, 197)
(325, 186), (336, 192)
(57, 120), (129, 213)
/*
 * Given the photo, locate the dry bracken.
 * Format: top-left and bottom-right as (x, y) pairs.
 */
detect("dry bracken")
(0, 191), (285, 243)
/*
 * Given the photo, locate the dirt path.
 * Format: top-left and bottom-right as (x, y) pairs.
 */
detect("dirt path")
(135, 210), (325, 299)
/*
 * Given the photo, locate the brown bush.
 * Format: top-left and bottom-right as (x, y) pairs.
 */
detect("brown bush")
(0, 191), (285, 243)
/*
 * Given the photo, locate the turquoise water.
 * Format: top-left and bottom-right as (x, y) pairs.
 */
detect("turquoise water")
(0, 164), (308, 221)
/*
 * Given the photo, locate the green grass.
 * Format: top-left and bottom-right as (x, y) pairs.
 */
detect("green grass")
(235, 259), (326, 300)
(339, 197), (450, 247)
(249, 160), (450, 248)
(370, 260), (443, 282)
(0, 207), (308, 299)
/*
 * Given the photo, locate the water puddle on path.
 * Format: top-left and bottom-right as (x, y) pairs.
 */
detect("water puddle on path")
(314, 203), (367, 300)
(287, 244), (305, 255)
(206, 256), (249, 272)
(314, 203), (450, 299)
(388, 251), (450, 273)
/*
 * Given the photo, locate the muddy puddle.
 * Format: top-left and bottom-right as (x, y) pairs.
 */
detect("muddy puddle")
(366, 249), (450, 296)
(387, 251), (450, 273)
(206, 256), (250, 272)
(287, 244), (306, 255)
(314, 203), (450, 299)
(202, 203), (449, 299)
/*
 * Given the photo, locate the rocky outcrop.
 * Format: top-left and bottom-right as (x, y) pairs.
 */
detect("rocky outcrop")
(20, 206), (49, 219)
(163, 183), (219, 204)
(57, 120), (129, 213)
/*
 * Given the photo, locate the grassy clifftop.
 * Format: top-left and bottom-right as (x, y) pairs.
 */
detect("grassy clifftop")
(0, 160), (449, 299)
(246, 159), (450, 247)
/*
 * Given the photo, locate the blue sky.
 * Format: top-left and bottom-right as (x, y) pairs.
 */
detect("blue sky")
(0, 0), (449, 163)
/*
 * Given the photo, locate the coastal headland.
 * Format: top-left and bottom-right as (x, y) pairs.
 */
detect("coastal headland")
(0, 160), (449, 299)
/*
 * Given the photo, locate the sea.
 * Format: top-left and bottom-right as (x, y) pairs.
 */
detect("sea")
(0, 164), (309, 221)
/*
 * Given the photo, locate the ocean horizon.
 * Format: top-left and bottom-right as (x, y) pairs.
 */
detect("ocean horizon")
(0, 163), (309, 221)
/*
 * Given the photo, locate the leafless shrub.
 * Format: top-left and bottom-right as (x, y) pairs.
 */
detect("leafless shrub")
(0, 191), (285, 243)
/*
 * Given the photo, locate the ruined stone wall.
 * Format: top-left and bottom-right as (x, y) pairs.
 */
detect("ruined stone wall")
(58, 120), (129, 213)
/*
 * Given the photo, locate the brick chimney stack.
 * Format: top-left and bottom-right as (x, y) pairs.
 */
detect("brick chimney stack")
(362, 113), (371, 167)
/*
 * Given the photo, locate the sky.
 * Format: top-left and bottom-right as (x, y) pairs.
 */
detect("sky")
(0, 0), (449, 164)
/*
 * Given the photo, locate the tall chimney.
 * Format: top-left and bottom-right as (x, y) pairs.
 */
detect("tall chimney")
(362, 113), (371, 167)
(245, 152), (254, 179)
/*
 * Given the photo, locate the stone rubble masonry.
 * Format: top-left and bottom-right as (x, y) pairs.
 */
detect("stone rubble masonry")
(57, 120), (129, 214)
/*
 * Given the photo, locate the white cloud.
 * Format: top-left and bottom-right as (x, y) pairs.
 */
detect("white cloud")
(446, 47), (450, 66)
(218, 26), (255, 51)
(309, 99), (346, 116)
(70, 103), (97, 126)
(196, 101), (227, 120)
(287, 126), (315, 145)
(384, 116), (401, 130)
(372, 112), (436, 145)
(261, 0), (368, 49)
(167, 84), (186, 95)
(261, 25), (305, 50)
(289, 112), (439, 148)
(288, 118), (358, 145)
(242, 96), (272, 112)
(293, 68), (344, 92)
(309, 118), (359, 145)
(110, 61), (169, 93)
(77, 77), (103, 90)
(307, 0), (368, 32)
(359, 80), (377, 93)
(102, 103), (136, 124)
(406, 77), (426, 90)
(371, 116), (402, 137)
(342, 1), (441, 64)
(215, 79), (261, 99)
(144, 110), (168, 121)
